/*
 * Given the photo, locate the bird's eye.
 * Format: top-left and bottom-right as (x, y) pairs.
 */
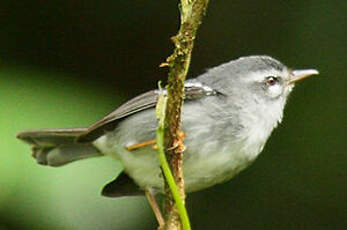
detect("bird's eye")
(265, 76), (278, 86)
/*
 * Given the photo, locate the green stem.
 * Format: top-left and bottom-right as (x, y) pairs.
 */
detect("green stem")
(156, 124), (191, 230)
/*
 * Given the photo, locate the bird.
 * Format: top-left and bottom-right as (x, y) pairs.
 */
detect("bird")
(17, 55), (318, 198)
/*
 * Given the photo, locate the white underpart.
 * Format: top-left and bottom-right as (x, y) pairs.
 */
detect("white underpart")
(94, 135), (163, 190)
(93, 96), (286, 193)
(239, 96), (286, 158)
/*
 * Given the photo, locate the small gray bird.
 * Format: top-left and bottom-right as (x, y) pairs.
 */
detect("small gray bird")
(17, 55), (318, 197)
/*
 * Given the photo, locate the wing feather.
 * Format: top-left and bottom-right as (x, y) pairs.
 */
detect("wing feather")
(77, 82), (219, 142)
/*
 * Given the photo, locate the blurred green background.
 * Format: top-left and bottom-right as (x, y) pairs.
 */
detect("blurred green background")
(1, 1), (346, 229)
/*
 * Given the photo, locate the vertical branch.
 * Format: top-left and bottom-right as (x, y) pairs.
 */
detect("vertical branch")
(157, 0), (209, 229)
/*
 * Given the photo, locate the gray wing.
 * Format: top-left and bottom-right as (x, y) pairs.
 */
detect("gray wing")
(76, 81), (219, 143)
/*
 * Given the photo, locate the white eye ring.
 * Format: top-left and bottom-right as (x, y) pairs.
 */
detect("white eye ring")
(265, 76), (278, 86)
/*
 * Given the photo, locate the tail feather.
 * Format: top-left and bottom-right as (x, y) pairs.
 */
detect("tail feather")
(17, 128), (88, 147)
(17, 128), (102, 167)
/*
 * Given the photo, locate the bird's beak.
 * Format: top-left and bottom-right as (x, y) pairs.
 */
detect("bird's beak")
(289, 69), (319, 84)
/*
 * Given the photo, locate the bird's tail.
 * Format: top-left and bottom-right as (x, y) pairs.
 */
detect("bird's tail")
(16, 128), (102, 167)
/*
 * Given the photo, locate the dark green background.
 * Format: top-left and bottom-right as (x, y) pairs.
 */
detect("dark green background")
(1, 1), (346, 229)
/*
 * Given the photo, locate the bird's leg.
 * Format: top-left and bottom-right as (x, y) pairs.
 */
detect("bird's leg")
(127, 132), (186, 228)
(145, 189), (165, 229)
(125, 132), (186, 151)
(125, 139), (156, 151)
